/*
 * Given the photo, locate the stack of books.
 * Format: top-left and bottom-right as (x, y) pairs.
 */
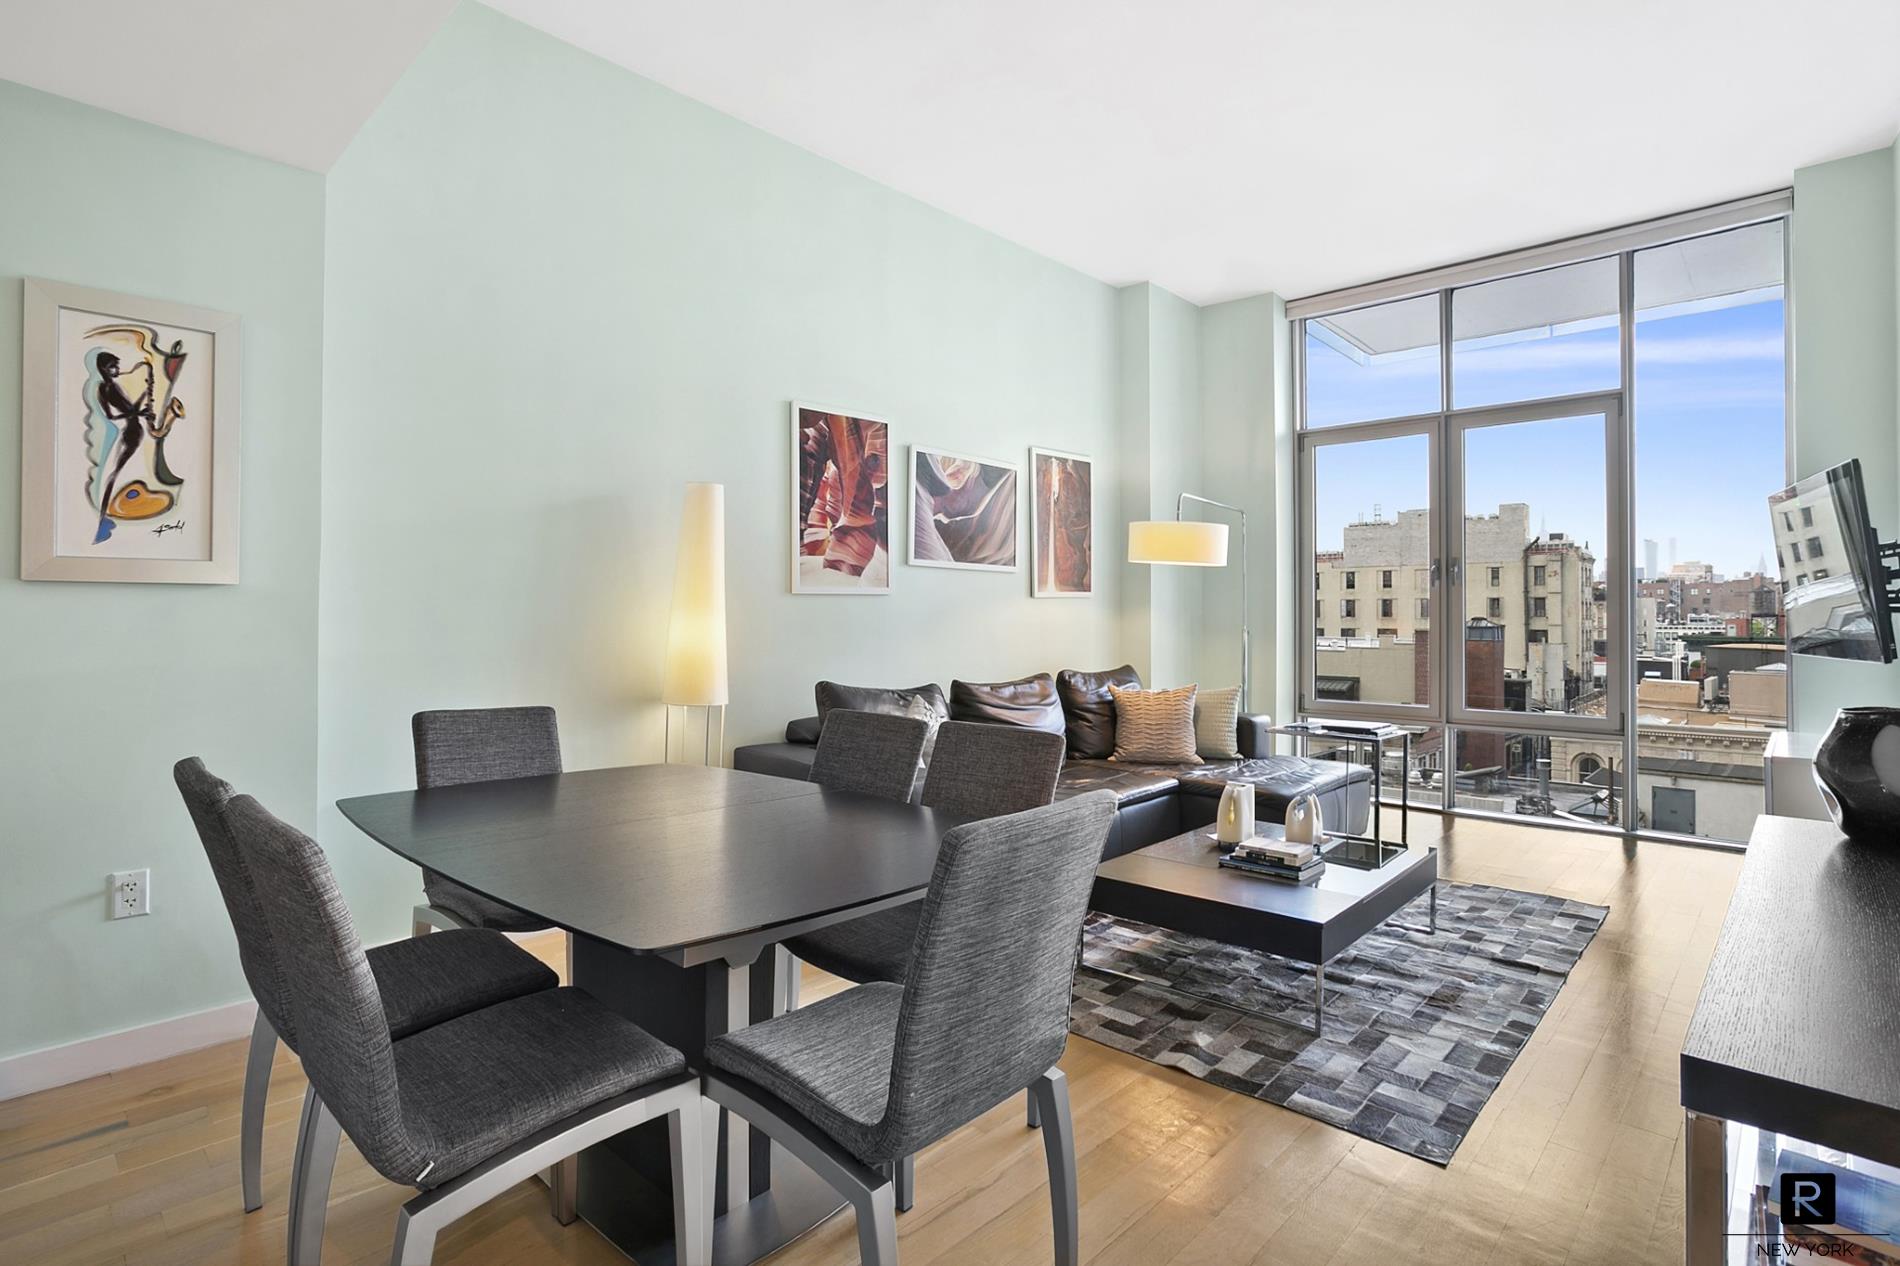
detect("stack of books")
(1220, 838), (1326, 884)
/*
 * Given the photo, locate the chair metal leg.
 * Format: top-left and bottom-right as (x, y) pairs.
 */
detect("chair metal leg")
(895, 1154), (915, 1213)
(389, 1206), (437, 1266)
(290, 1088), (342, 1266)
(240, 1010), (275, 1213)
(776, 945), (801, 1013)
(387, 1077), (702, 1266)
(549, 1155), (577, 1225)
(1027, 1090), (1041, 1129)
(670, 1098), (711, 1266)
(1030, 1069), (1079, 1266)
(410, 904), (472, 937)
(286, 1079), (318, 1245)
(855, 1179), (898, 1266)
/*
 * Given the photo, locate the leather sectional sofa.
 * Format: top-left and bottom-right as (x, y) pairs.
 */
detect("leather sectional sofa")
(732, 670), (1373, 860)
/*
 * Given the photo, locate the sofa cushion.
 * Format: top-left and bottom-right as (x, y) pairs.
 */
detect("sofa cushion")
(1109, 683), (1200, 763)
(1056, 664), (1140, 758)
(1193, 687), (1243, 760)
(815, 682), (948, 729)
(949, 672), (1065, 735)
(1175, 755), (1373, 812)
(1055, 759), (1180, 807)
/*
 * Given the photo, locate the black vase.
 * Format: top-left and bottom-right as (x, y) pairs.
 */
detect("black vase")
(1813, 707), (1900, 842)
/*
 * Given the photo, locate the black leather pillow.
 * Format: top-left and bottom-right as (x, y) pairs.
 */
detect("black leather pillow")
(814, 681), (948, 729)
(785, 716), (822, 745)
(1056, 664), (1141, 758)
(949, 673), (1065, 735)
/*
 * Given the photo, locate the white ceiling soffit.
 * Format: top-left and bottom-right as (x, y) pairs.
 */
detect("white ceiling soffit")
(0, 0), (459, 172)
(487, 0), (1900, 304)
(1315, 221), (1787, 358)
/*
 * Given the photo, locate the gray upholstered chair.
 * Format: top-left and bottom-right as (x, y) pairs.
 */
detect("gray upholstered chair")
(789, 721), (1065, 989)
(705, 791), (1116, 1266)
(218, 789), (708, 1266)
(804, 708), (932, 801)
(174, 758), (558, 1217)
(410, 707), (563, 937)
(778, 710), (935, 1025)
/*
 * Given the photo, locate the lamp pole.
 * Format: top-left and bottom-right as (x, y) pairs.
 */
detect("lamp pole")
(1177, 492), (1248, 712)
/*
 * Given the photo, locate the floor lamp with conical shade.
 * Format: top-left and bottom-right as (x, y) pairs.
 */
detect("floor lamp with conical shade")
(1127, 493), (1248, 710)
(663, 482), (728, 764)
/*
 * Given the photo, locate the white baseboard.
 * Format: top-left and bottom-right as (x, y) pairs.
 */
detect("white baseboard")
(0, 997), (259, 1101)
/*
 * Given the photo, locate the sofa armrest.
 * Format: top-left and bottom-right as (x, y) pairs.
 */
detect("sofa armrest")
(785, 715), (822, 745)
(1235, 713), (1274, 759)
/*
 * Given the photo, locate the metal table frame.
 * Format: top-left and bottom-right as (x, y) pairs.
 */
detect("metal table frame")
(1270, 722), (1415, 848)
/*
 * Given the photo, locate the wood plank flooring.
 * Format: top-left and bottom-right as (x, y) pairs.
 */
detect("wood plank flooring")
(0, 812), (1740, 1265)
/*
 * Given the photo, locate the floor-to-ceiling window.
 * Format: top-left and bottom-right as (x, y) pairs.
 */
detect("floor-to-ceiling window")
(1292, 198), (1790, 845)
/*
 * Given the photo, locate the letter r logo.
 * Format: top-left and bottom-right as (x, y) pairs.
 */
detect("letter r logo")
(1780, 1173), (1836, 1225)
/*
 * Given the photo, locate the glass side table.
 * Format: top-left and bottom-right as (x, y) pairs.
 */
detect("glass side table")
(1265, 720), (1420, 862)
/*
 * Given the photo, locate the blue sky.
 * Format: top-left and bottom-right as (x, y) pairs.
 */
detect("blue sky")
(1306, 295), (1787, 580)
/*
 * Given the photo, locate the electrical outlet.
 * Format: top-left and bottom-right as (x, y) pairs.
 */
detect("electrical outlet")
(109, 869), (151, 919)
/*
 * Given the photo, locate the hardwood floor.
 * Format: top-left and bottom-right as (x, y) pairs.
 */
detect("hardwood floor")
(0, 812), (1740, 1265)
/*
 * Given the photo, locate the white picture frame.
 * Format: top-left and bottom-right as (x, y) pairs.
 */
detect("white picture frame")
(20, 277), (241, 584)
(909, 444), (1021, 572)
(791, 400), (893, 594)
(1029, 446), (1093, 597)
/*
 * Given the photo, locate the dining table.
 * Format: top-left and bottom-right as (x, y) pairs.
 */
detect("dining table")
(337, 762), (966, 1266)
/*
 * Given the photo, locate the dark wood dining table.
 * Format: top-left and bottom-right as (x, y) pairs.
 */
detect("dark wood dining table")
(337, 762), (965, 1266)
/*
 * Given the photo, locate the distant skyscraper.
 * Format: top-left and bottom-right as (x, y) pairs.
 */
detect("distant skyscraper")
(1644, 539), (1659, 580)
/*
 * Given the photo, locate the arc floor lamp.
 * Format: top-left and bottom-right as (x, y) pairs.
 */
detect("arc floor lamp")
(1128, 493), (1248, 710)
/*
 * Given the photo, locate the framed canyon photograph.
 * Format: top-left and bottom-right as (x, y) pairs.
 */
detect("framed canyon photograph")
(19, 278), (241, 584)
(1030, 447), (1092, 596)
(909, 444), (1019, 572)
(792, 401), (891, 593)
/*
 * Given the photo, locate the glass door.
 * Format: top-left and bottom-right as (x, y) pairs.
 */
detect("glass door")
(1446, 394), (1626, 735)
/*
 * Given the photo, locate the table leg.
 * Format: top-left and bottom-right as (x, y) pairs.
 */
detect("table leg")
(1313, 962), (1326, 1037)
(1401, 733), (1411, 846)
(1429, 883), (1437, 934)
(569, 937), (846, 1265)
(1685, 1109), (1727, 1266)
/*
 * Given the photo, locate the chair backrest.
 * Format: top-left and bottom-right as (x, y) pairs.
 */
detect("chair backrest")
(806, 710), (930, 802)
(413, 706), (563, 789)
(870, 790), (1116, 1159)
(919, 721), (1065, 818)
(221, 792), (433, 1186)
(173, 758), (299, 1046)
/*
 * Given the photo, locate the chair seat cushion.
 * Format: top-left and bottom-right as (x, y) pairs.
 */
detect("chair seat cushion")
(704, 983), (903, 1163)
(783, 907), (920, 985)
(395, 987), (686, 1188)
(365, 929), (558, 1039)
(423, 871), (551, 933)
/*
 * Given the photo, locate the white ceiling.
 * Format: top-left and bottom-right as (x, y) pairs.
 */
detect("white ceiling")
(0, 0), (457, 172)
(4, 1), (1897, 303)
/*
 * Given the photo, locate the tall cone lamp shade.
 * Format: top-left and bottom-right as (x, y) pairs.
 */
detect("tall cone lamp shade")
(1127, 519), (1228, 566)
(663, 483), (728, 765)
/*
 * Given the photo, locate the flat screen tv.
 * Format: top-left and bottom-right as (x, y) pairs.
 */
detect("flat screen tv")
(1767, 458), (1896, 663)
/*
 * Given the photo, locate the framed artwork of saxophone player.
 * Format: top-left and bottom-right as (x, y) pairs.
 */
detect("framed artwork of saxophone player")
(19, 278), (242, 584)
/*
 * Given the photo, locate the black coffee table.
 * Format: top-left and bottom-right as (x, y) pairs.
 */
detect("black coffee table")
(1088, 828), (1439, 1035)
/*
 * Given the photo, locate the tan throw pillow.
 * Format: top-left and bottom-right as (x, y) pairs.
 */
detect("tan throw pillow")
(1109, 683), (1200, 764)
(1194, 686), (1243, 760)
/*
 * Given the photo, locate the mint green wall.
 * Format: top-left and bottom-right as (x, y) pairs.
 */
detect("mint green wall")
(0, 83), (324, 1058)
(1791, 143), (1900, 731)
(1116, 283), (1204, 692)
(1196, 293), (1294, 721)
(317, 4), (1123, 936)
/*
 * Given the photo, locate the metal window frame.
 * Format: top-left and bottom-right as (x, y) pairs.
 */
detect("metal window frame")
(1292, 193), (1793, 845)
